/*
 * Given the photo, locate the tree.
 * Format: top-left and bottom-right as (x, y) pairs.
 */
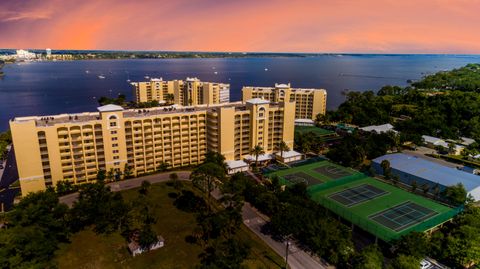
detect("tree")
(198, 239), (250, 269)
(0, 190), (70, 268)
(411, 180), (418, 193)
(137, 224), (158, 250)
(70, 182), (130, 233)
(448, 142), (456, 155)
(433, 183), (441, 199)
(421, 183), (430, 195)
(204, 151), (227, 172)
(139, 180), (151, 196)
(389, 255), (420, 269)
(124, 164), (133, 179)
(169, 172), (182, 190)
(278, 141), (290, 159)
(106, 168), (115, 182)
(157, 162), (169, 172)
(393, 232), (428, 258)
(443, 183), (467, 206)
(352, 245), (383, 269)
(190, 162), (226, 210)
(251, 145), (265, 168)
(381, 160), (391, 179)
(97, 169), (106, 181)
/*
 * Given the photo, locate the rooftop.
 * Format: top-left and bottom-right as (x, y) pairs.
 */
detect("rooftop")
(246, 98), (270, 105)
(372, 153), (480, 194)
(360, 123), (396, 133)
(12, 102), (248, 127)
(226, 160), (249, 169)
(97, 104), (124, 112)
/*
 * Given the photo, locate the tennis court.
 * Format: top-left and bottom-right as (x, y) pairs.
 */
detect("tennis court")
(308, 176), (457, 241)
(266, 160), (361, 187)
(369, 201), (438, 232)
(314, 164), (353, 179)
(329, 184), (388, 207)
(284, 172), (323, 186)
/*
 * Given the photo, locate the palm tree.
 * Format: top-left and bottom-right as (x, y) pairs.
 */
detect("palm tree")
(165, 94), (175, 104)
(190, 163), (226, 211)
(251, 145), (265, 168)
(278, 141), (290, 159)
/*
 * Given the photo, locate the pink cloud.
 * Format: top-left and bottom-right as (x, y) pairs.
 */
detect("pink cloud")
(0, 0), (479, 53)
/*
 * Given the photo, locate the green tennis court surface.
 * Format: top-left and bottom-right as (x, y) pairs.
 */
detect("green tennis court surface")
(314, 164), (353, 179)
(267, 160), (360, 187)
(309, 176), (455, 241)
(284, 172), (323, 186)
(329, 184), (388, 207)
(370, 201), (438, 232)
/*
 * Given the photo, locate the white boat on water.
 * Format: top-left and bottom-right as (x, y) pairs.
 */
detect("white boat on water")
(214, 71), (218, 75)
(98, 75), (106, 79)
(144, 75), (150, 79)
(85, 70), (90, 74)
(264, 68), (269, 71)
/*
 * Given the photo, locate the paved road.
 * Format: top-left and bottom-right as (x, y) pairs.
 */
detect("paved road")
(242, 203), (328, 269)
(60, 171), (191, 207)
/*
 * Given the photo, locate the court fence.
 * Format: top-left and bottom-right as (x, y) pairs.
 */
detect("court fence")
(311, 194), (463, 242)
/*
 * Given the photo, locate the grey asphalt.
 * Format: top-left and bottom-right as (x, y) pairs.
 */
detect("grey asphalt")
(59, 171), (191, 207)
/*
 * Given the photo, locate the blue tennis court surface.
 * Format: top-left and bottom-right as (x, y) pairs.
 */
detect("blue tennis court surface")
(329, 184), (388, 207)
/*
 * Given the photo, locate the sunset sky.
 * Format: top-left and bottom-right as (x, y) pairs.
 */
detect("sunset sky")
(1, 0), (479, 53)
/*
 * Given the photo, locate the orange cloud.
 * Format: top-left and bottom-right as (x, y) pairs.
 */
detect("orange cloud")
(0, 0), (479, 53)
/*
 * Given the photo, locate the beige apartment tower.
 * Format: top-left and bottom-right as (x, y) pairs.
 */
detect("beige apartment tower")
(132, 77), (230, 106)
(242, 83), (327, 120)
(10, 100), (295, 195)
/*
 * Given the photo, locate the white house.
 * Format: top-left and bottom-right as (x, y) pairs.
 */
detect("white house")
(226, 160), (249, 175)
(360, 123), (397, 134)
(422, 135), (464, 155)
(128, 235), (165, 257)
(275, 150), (303, 163)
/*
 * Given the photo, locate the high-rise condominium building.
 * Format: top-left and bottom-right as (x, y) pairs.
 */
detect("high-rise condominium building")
(242, 83), (327, 120)
(131, 77), (230, 106)
(10, 99), (295, 195)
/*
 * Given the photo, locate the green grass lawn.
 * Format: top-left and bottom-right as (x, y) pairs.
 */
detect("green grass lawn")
(268, 160), (361, 186)
(55, 182), (284, 269)
(309, 177), (455, 242)
(295, 126), (335, 136)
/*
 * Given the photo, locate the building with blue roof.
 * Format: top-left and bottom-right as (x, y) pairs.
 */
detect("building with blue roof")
(372, 153), (480, 201)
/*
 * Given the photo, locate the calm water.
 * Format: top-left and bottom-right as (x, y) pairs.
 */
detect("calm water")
(1, 55), (479, 131)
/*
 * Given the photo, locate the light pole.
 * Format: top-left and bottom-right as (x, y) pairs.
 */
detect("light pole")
(285, 240), (290, 269)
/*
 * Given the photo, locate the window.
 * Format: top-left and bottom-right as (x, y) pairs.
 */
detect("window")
(112, 143), (118, 147)
(113, 156), (119, 160)
(110, 122), (117, 127)
(111, 137), (118, 141)
(114, 162), (120, 166)
(113, 150), (119, 153)
(111, 130), (117, 134)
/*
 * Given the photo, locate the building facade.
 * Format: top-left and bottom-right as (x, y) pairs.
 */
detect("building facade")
(132, 77), (230, 106)
(10, 100), (295, 195)
(242, 83), (327, 120)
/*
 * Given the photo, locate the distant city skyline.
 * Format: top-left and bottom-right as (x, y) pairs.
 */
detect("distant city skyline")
(0, 0), (479, 54)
